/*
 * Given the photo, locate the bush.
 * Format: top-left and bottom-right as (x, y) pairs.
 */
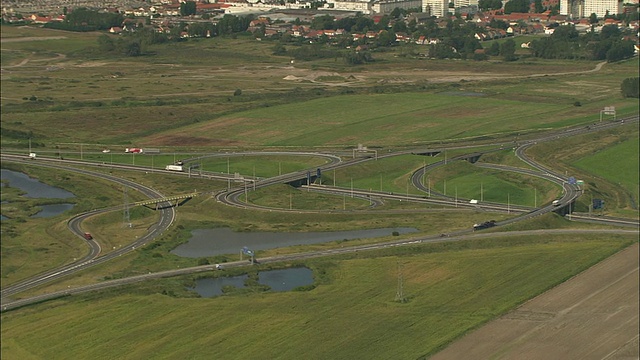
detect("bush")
(234, 89), (242, 96)
(621, 77), (639, 98)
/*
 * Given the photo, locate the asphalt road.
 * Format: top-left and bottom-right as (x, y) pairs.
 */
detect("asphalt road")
(1, 115), (638, 310)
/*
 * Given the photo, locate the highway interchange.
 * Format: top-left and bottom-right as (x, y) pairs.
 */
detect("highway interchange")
(1, 115), (638, 311)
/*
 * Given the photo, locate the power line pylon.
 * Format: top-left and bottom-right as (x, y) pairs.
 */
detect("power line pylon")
(123, 187), (131, 228)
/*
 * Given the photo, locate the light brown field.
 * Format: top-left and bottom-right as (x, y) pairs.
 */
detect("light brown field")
(431, 242), (639, 360)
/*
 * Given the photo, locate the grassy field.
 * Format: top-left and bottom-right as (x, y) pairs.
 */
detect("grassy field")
(1, 235), (634, 359)
(527, 123), (639, 216)
(573, 136), (639, 206)
(1, 25), (638, 150)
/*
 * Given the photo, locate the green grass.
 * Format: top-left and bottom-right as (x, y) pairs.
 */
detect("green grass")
(153, 92), (598, 147)
(0, 236), (633, 359)
(425, 161), (560, 206)
(573, 136), (639, 205)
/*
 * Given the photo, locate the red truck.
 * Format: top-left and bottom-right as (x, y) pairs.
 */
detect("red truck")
(125, 148), (143, 153)
(83, 232), (93, 240)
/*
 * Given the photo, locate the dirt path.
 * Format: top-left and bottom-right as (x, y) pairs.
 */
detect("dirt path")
(430, 242), (639, 360)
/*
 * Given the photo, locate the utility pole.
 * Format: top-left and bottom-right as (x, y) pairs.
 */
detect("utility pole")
(123, 187), (131, 228)
(395, 261), (406, 303)
(351, 178), (354, 198)
(455, 186), (458, 208)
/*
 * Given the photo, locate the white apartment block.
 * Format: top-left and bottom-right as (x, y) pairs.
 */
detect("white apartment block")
(560, 0), (622, 18)
(326, 0), (373, 14)
(423, 0), (449, 17)
(455, 0), (478, 7)
(372, 0), (422, 13)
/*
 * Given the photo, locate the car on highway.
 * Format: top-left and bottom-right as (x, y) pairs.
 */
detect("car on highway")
(473, 220), (496, 231)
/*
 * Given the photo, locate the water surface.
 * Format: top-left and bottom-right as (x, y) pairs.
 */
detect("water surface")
(31, 203), (75, 218)
(171, 227), (418, 258)
(191, 267), (314, 298)
(1, 169), (75, 198)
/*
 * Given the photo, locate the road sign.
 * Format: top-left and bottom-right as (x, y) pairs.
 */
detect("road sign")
(576, 180), (584, 186)
(317, 168), (322, 178)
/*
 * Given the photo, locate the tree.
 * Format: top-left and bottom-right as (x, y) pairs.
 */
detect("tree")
(97, 34), (115, 52)
(344, 50), (373, 65)
(489, 19), (508, 30)
(272, 42), (286, 55)
(621, 77), (639, 98)
(606, 40), (635, 62)
(504, 0), (529, 13)
(479, 0), (503, 10)
(600, 24), (621, 40)
(534, 0), (544, 12)
(377, 30), (396, 47)
(486, 41), (500, 56)
(180, 1), (197, 16)
(589, 13), (598, 25)
(311, 14), (335, 30)
(124, 40), (142, 56)
(500, 38), (517, 61)
(551, 25), (579, 41)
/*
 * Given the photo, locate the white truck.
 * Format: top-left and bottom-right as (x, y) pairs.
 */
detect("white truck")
(165, 165), (184, 172)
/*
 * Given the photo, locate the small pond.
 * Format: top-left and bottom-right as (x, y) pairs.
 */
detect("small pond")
(190, 267), (314, 298)
(31, 203), (75, 218)
(171, 227), (418, 258)
(1, 169), (75, 199)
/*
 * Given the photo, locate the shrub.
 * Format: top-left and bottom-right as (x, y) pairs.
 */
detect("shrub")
(621, 77), (639, 98)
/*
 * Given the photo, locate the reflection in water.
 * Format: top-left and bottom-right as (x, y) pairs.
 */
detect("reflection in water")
(31, 203), (75, 218)
(191, 268), (314, 298)
(172, 227), (418, 258)
(1, 169), (75, 198)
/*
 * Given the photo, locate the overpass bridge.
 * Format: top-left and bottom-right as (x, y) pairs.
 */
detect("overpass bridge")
(132, 192), (199, 209)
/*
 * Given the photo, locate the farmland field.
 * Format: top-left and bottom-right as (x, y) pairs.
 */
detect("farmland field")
(1, 235), (635, 359)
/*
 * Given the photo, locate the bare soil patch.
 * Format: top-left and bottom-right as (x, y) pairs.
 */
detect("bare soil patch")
(430, 242), (639, 360)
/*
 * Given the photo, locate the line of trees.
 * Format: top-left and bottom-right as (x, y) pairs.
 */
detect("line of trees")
(529, 24), (636, 61)
(45, 7), (123, 31)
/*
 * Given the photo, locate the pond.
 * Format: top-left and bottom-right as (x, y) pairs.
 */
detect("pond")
(1, 169), (76, 219)
(190, 267), (314, 298)
(171, 227), (418, 258)
(31, 203), (75, 218)
(1, 169), (75, 198)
